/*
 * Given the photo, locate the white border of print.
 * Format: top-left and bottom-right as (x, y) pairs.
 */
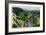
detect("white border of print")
(8, 3), (43, 32)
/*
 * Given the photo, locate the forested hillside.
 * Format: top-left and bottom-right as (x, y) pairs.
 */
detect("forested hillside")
(12, 7), (40, 28)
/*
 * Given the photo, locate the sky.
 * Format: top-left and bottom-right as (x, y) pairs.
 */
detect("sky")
(19, 6), (40, 10)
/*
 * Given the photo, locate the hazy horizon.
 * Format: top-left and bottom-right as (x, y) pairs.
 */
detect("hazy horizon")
(12, 6), (40, 11)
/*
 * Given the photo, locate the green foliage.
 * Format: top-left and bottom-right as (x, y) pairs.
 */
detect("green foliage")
(33, 16), (40, 27)
(12, 7), (24, 16)
(12, 7), (40, 28)
(13, 18), (21, 27)
(12, 23), (18, 28)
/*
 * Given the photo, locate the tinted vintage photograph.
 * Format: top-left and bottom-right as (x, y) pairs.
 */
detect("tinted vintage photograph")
(12, 6), (40, 28)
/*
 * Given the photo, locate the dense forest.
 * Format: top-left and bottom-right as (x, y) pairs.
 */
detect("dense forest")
(12, 7), (40, 28)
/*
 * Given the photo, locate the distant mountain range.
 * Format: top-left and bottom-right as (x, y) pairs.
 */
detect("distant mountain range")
(12, 7), (40, 16)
